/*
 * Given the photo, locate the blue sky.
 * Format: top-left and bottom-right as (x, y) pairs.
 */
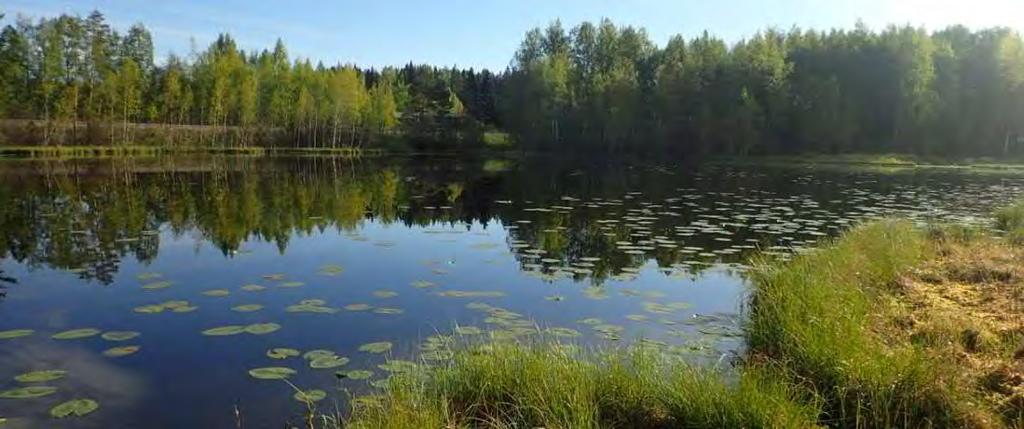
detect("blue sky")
(4, 0), (1023, 70)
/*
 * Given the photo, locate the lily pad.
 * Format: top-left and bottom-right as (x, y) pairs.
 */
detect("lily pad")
(546, 327), (581, 338)
(339, 370), (374, 380)
(293, 389), (327, 403)
(262, 274), (284, 281)
(267, 348), (301, 359)
(101, 331), (140, 341)
(0, 330), (34, 340)
(373, 290), (398, 298)
(248, 367), (295, 380)
(358, 342), (393, 354)
(136, 272), (162, 281)
(344, 304), (372, 311)
(455, 326), (482, 335)
(50, 399), (99, 418)
(102, 346), (140, 358)
(0, 386), (57, 399)
(310, 356), (350, 369)
(372, 307), (403, 315)
(435, 290), (505, 298)
(202, 289), (230, 297)
(141, 281), (173, 290)
(410, 280), (435, 288)
(241, 284), (267, 292)
(231, 304), (264, 313)
(52, 329), (101, 340)
(285, 303), (338, 314)
(15, 370), (66, 383)
(133, 305), (165, 314)
(279, 281), (305, 288)
(244, 323), (281, 335)
(319, 264), (344, 276)
(201, 325), (246, 336)
(302, 350), (336, 360)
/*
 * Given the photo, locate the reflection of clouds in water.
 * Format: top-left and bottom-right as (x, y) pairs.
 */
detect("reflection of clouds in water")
(0, 341), (146, 428)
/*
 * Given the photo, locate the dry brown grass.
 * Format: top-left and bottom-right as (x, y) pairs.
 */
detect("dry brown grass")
(894, 232), (1024, 427)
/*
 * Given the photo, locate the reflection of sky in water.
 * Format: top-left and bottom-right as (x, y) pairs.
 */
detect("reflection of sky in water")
(1, 160), (1023, 427)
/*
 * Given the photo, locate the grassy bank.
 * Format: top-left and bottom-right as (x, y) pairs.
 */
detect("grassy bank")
(305, 217), (1024, 428)
(0, 145), (387, 160)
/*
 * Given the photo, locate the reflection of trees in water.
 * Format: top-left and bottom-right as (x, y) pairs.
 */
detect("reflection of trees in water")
(0, 157), (773, 284)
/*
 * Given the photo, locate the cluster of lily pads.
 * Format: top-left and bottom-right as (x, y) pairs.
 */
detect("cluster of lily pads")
(0, 369), (100, 419)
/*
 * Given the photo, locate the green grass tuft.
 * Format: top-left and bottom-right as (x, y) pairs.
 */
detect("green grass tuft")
(343, 342), (820, 428)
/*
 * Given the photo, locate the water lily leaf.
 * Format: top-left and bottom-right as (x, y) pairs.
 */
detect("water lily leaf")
(279, 281), (305, 288)
(101, 331), (140, 341)
(201, 325), (246, 336)
(358, 342), (392, 354)
(285, 303), (338, 313)
(339, 370), (373, 380)
(52, 329), (101, 340)
(344, 304), (372, 311)
(0, 386), (57, 399)
(301, 350), (335, 360)
(262, 274), (284, 281)
(231, 304), (264, 313)
(435, 290), (505, 298)
(248, 367), (295, 380)
(102, 346), (140, 357)
(293, 389), (327, 403)
(141, 281), (173, 290)
(267, 348), (301, 359)
(310, 356), (350, 369)
(172, 305), (198, 313)
(318, 264), (344, 276)
(244, 323), (281, 335)
(241, 284), (267, 292)
(0, 330), (34, 340)
(50, 398), (99, 418)
(136, 272), (162, 281)
(15, 370), (66, 383)
(372, 307), (403, 315)
(202, 289), (230, 297)
(133, 305), (165, 314)
(377, 360), (417, 373)
(410, 280), (435, 289)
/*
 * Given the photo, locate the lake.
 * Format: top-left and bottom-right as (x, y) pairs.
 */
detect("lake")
(0, 155), (1020, 428)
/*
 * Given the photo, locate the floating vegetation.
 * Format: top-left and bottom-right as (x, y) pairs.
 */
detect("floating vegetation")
(310, 356), (350, 369)
(358, 342), (393, 354)
(642, 301), (692, 314)
(582, 287), (608, 300)
(241, 284), (267, 292)
(0, 386), (57, 399)
(373, 307), (404, 315)
(231, 304), (264, 313)
(0, 330), (34, 340)
(15, 370), (66, 383)
(244, 323), (281, 335)
(545, 295), (564, 301)
(344, 304), (372, 311)
(279, 281), (305, 288)
(286, 300), (339, 314)
(201, 289), (230, 297)
(370, 378), (391, 388)
(247, 367), (295, 380)
(52, 329), (101, 340)
(340, 370), (373, 380)
(409, 280), (435, 289)
(266, 348), (301, 359)
(100, 331), (140, 343)
(377, 360), (417, 373)
(577, 318), (603, 326)
(140, 281), (173, 290)
(294, 389), (327, 403)
(373, 290), (398, 298)
(133, 300), (197, 314)
(626, 314), (650, 322)
(136, 272), (162, 281)
(318, 264), (344, 276)
(454, 326), (482, 335)
(262, 274), (285, 281)
(102, 346), (140, 357)
(49, 399), (99, 418)
(303, 350), (336, 361)
(201, 325), (246, 336)
(434, 290), (505, 298)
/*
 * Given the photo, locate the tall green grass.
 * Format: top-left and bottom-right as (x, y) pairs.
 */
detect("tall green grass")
(746, 220), (975, 427)
(995, 200), (1024, 244)
(343, 342), (820, 428)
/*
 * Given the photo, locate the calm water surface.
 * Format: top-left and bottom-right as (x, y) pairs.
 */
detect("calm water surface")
(0, 156), (1020, 428)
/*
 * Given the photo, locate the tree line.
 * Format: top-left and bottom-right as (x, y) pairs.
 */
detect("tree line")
(1, 10), (1023, 156)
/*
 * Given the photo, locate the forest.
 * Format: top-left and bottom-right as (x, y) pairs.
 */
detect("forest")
(1, 10), (1023, 156)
